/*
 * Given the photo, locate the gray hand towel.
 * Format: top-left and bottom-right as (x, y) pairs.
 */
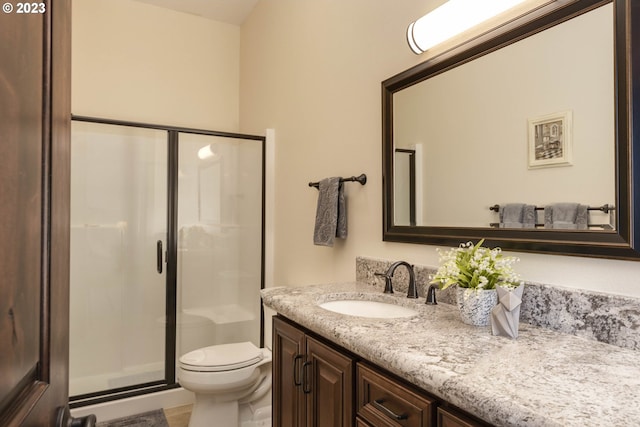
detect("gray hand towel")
(575, 205), (589, 229)
(544, 203), (588, 229)
(522, 205), (536, 228)
(336, 182), (347, 239)
(499, 204), (536, 228)
(313, 178), (347, 246)
(499, 203), (524, 228)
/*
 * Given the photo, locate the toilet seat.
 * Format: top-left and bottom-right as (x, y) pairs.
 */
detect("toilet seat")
(179, 342), (263, 373)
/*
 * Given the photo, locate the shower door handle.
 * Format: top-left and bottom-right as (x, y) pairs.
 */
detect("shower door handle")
(157, 240), (163, 274)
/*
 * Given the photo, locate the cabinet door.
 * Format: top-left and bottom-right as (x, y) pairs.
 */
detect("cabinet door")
(305, 336), (354, 427)
(273, 317), (306, 427)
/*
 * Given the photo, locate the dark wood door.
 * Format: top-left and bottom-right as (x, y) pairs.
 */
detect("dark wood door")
(305, 335), (353, 427)
(272, 317), (306, 427)
(0, 1), (73, 425)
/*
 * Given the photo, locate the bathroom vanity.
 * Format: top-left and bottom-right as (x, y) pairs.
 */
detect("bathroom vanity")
(273, 315), (484, 427)
(262, 282), (640, 427)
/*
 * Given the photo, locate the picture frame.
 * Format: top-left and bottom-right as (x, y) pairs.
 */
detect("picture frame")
(528, 110), (572, 169)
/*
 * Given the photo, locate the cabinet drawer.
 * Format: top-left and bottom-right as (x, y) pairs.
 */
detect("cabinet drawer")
(356, 416), (374, 427)
(357, 363), (435, 427)
(437, 407), (489, 427)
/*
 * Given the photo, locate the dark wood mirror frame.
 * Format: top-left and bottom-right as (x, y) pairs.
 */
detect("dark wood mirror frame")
(383, 0), (640, 259)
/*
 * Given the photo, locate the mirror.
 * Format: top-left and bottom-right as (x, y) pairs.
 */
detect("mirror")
(383, 0), (640, 259)
(394, 4), (614, 229)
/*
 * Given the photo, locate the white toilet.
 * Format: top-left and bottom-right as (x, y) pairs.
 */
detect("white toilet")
(178, 341), (272, 427)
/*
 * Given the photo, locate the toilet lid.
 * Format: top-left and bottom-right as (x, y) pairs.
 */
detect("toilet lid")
(179, 342), (263, 372)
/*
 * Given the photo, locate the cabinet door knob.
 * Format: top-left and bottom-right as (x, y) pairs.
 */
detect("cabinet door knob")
(373, 398), (408, 420)
(293, 354), (303, 386)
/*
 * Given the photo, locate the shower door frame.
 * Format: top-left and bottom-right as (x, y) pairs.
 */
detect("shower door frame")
(69, 115), (266, 407)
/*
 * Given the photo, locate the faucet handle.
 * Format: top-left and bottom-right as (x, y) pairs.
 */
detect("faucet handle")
(425, 284), (438, 305)
(374, 272), (394, 294)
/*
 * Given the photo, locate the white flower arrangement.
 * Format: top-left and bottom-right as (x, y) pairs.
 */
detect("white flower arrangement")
(430, 239), (522, 290)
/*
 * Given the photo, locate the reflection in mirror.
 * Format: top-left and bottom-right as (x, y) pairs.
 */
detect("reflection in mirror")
(394, 148), (416, 226)
(393, 3), (614, 229)
(383, 0), (640, 259)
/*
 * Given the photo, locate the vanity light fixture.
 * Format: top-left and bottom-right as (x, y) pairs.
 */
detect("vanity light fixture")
(407, 0), (530, 54)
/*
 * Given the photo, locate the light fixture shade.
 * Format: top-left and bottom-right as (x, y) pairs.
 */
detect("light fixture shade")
(407, 0), (528, 54)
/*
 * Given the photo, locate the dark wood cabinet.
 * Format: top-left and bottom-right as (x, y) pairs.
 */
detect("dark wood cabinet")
(273, 316), (306, 426)
(305, 335), (353, 426)
(273, 316), (354, 427)
(357, 363), (435, 427)
(273, 316), (490, 427)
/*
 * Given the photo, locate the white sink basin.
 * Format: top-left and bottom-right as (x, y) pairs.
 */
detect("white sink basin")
(318, 300), (418, 318)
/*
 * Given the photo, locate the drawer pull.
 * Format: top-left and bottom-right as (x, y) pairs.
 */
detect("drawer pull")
(373, 399), (408, 421)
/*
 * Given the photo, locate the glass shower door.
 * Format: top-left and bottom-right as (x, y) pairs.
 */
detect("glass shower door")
(69, 121), (168, 397)
(176, 133), (263, 358)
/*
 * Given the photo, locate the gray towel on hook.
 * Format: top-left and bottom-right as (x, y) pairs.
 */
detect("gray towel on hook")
(499, 204), (536, 228)
(313, 177), (347, 246)
(544, 203), (588, 229)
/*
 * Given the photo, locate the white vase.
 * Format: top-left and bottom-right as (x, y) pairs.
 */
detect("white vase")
(456, 287), (498, 326)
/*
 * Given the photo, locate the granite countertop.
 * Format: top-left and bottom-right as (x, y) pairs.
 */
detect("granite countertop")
(261, 282), (640, 427)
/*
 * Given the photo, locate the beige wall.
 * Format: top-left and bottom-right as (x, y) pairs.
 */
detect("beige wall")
(72, 0), (640, 299)
(240, 0), (640, 298)
(72, 0), (240, 131)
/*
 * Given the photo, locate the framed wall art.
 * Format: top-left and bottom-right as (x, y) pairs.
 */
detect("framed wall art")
(528, 110), (572, 169)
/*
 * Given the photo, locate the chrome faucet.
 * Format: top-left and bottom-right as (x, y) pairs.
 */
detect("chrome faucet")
(375, 261), (418, 299)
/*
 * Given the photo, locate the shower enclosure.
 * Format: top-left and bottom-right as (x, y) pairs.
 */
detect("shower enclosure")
(69, 117), (264, 405)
